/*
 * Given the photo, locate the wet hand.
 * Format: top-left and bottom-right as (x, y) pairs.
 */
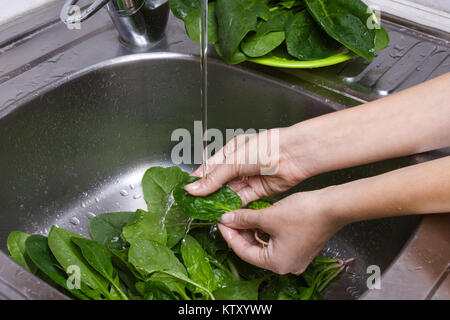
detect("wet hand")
(217, 191), (344, 275)
(185, 128), (311, 205)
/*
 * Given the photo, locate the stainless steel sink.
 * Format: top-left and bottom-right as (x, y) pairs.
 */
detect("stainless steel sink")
(0, 1), (448, 300)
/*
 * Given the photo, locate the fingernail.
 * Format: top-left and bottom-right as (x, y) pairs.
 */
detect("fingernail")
(184, 181), (200, 192)
(221, 213), (235, 224)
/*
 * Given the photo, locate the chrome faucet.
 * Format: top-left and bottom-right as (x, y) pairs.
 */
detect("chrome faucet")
(60, 0), (169, 47)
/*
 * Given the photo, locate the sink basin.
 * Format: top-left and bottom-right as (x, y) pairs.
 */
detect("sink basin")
(0, 2), (448, 300)
(0, 54), (420, 299)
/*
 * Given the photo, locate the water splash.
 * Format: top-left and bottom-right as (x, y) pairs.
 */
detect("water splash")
(160, 192), (176, 228)
(209, 224), (218, 239)
(183, 218), (194, 241)
(200, 0), (209, 178)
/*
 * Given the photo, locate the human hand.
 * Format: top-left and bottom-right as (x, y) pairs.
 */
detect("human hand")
(217, 190), (346, 275)
(185, 128), (312, 205)
(217, 155), (450, 275)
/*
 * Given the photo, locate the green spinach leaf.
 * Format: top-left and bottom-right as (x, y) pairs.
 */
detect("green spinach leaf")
(173, 176), (242, 221)
(215, 44), (248, 64)
(277, 0), (305, 9)
(25, 235), (89, 300)
(7, 231), (37, 273)
(181, 235), (217, 293)
(240, 8), (293, 57)
(142, 166), (190, 247)
(128, 239), (188, 277)
(164, 205), (190, 248)
(122, 209), (167, 246)
(246, 200), (272, 210)
(228, 253), (268, 280)
(150, 272), (191, 300)
(285, 10), (341, 60)
(47, 226), (111, 298)
(136, 280), (178, 300)
(185, 2), (218, 43)
(213, 278), (265, 300)
(129, 239), (215, 299)
(89, 211), (135, 251)
(256, 9), (293, 36)
(5, 165), (350, 301)
(241, 31), (285, 57)
(71, 237), (128, 300)
(304, 0), (376, 60)
(142, 166), (189, 213)
(190, 228), (228, 257)
(215, 0), (271, 62)
(213, 267), (235, 289)
(170, 0), (201, 20)
(375, 26), (390, 52)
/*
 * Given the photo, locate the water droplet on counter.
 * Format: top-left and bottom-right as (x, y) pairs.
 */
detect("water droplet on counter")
(389, 45), (405, 58)
(345, 286), (360, 299)
(15, 270), (25, 277)
(86, 212), (96, 219)
(81, 202), (86, 208)
(95, 197), (100, 203)
(70, 217), (80, 225)
(120, 190), (129, 196)
(129, 184), (135, 190)
(133, 194), (142, 200)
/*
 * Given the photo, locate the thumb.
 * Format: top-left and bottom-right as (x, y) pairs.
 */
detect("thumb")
(220, 209), (270, 232)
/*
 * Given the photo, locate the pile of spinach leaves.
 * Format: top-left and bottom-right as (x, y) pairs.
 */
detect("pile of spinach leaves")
(7, 166), (351, 300)
(171, 0), (390, 64)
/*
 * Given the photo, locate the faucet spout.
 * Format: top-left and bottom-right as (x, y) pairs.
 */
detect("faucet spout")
(60, 0), (169, 48)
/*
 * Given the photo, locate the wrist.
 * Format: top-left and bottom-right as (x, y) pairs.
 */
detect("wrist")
(275, 126), (316, 183)
(283, 122), (332, 179)
(312, 185), (358, 228)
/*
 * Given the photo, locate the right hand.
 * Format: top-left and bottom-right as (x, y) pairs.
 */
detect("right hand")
(185, 128), (311, 205)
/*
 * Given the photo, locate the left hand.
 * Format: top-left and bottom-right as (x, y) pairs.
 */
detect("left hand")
(218, 190), (346, 275)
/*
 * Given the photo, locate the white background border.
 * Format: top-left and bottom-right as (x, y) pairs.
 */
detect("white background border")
(365, 0), (450, 33)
